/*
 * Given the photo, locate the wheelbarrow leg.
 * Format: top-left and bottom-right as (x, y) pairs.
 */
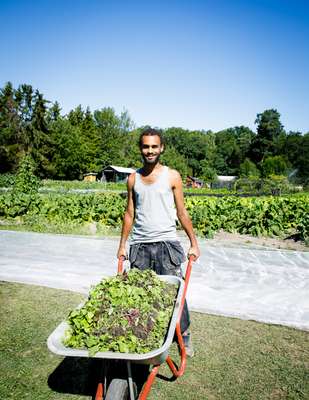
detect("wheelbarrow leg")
(165, 256), (193, 378)
(95, 382), (103, 400)
(127, 360), (137, 400)
(166, 322), (187, 377)
(138, 365), (160, 400)
(137, 324), (186, 400)
(95, 360), (108, 400)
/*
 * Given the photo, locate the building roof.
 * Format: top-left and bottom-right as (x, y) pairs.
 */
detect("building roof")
(103, 165), (136, 174)
(187, 176), (204, 183)
(217, 175), (237, 182)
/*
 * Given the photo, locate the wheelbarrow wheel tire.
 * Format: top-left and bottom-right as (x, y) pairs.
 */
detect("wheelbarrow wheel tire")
(105, 378), (129, 400)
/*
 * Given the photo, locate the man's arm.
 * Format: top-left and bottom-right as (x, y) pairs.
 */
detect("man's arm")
(170, 169), (200, 260)
(117, 173), (135, 259)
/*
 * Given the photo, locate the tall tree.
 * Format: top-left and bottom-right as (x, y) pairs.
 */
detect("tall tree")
(68, 105), (84, 126)
(199, 159), (217, 182)
(294, 133), (309, 183)
(239, 158), (260, 177)
(80, 107), (101, 172)
(164, 128), (215, 176)
(121, 129), (142, 169)
(213, 128), (239, 175)
(49, 118), (86, 179)
(234, 126), (255, 162)
(47, 101), (61, 123)
(29, 90), (53, 176)
(250, 109), (285, 163)
(0, 82), (20, 171)
(0, 83), (52, 174)
(283, 131), (303, 173)
(161, 145), (189, 178)
(94, 107), (133, 168)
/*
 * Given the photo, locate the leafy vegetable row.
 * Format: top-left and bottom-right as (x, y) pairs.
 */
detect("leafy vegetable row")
(186, 196), (309, 240)
(0, 192), (125, 226)
(0, 192), (308, 241)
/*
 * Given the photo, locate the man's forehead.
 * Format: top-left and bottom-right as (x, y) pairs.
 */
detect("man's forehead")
(141, 135), (162, 146)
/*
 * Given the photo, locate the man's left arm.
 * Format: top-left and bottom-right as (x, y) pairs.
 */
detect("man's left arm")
(171, 170), (200, 260)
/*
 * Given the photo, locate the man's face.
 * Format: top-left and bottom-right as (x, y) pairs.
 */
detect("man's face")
(140, 135), (164, 165)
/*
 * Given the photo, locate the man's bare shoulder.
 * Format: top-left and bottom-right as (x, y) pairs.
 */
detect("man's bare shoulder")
(127, 172), (136, 190)
(168, 168), (182, 187)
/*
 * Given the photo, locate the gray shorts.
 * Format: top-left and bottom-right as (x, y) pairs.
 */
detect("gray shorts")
(129, 241), (190, 333)
(129, 241), (186, 276)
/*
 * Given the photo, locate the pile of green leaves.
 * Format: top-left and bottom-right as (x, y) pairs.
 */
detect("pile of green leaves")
(64, 269), (178, 356)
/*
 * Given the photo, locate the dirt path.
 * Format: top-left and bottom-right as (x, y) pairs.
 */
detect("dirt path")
(210, 230), (308, 251)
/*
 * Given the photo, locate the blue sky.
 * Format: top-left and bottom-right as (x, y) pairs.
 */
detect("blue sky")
(1, 0), (308, 133)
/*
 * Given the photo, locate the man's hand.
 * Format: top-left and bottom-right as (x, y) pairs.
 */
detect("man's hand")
(117, 246), (127, 260)
(187, 245), (200, 261)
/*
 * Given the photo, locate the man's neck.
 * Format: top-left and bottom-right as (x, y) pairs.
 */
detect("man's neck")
(141, 162), (163, 176)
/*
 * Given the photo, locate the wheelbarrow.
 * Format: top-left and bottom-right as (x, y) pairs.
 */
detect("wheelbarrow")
(47, 255), (194, 399)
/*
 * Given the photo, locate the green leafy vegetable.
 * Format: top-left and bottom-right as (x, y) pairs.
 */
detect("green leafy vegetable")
(64, 269), (178, 356)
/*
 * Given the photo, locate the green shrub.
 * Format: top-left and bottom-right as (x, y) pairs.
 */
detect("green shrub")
(239, 158), (260, 177)
(0, 173), (15, 188)
(235, 176), (297, 195)
(261, 155), (289, 177)
(13, 155), (40, 195)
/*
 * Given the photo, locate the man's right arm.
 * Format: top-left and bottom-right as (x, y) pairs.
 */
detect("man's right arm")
(117, 173), (135, 259)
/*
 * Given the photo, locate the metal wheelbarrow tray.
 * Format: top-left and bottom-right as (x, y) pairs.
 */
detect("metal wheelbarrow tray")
(47, 257), (194, 399)
(47, 275), (183, 365)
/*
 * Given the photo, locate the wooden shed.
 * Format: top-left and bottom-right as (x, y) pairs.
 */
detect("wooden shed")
(83, 172), (98, 182)
(101, 165), (136, 183)
(186, 176), (204, 188)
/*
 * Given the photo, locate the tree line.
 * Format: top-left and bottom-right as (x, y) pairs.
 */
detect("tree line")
(0, 82), (308, 184)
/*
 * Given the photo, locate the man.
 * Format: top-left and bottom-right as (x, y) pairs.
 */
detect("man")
(117, 127), (200, 357)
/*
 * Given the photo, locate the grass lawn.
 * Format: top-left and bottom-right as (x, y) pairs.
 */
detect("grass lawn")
(0, 282), (308, 400)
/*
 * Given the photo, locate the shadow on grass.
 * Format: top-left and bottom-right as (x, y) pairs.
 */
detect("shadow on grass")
(48, 357), (151, 398)
(156, 373), (177, 382)
(48, 357), (101, 398)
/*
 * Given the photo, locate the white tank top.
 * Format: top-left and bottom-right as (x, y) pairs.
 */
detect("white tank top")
(130, 166), (177, 244)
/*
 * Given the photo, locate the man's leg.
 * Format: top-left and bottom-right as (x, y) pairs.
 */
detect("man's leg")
(129, 241), (190, 333)
(129, 241), (194, 356)
(159, 241), (194, 356)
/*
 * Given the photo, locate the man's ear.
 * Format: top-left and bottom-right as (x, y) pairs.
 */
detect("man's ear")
(160, 144), (165, 153)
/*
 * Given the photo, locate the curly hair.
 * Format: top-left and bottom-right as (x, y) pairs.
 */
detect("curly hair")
(138, 127), (164, 147)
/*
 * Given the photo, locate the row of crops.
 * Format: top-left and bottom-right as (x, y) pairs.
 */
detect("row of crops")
(1, 174), (306, 196)
(186, 196), (308, 239)
(0, 192), (308, 241)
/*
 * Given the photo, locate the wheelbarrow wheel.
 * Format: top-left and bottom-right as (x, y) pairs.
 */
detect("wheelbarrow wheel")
(105, 378), (130, 400)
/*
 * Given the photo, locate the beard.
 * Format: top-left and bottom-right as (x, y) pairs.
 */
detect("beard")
(142, 153), (161, 165)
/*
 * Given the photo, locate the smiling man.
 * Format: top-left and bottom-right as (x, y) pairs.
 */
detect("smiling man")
(117, 127), (200, 356)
